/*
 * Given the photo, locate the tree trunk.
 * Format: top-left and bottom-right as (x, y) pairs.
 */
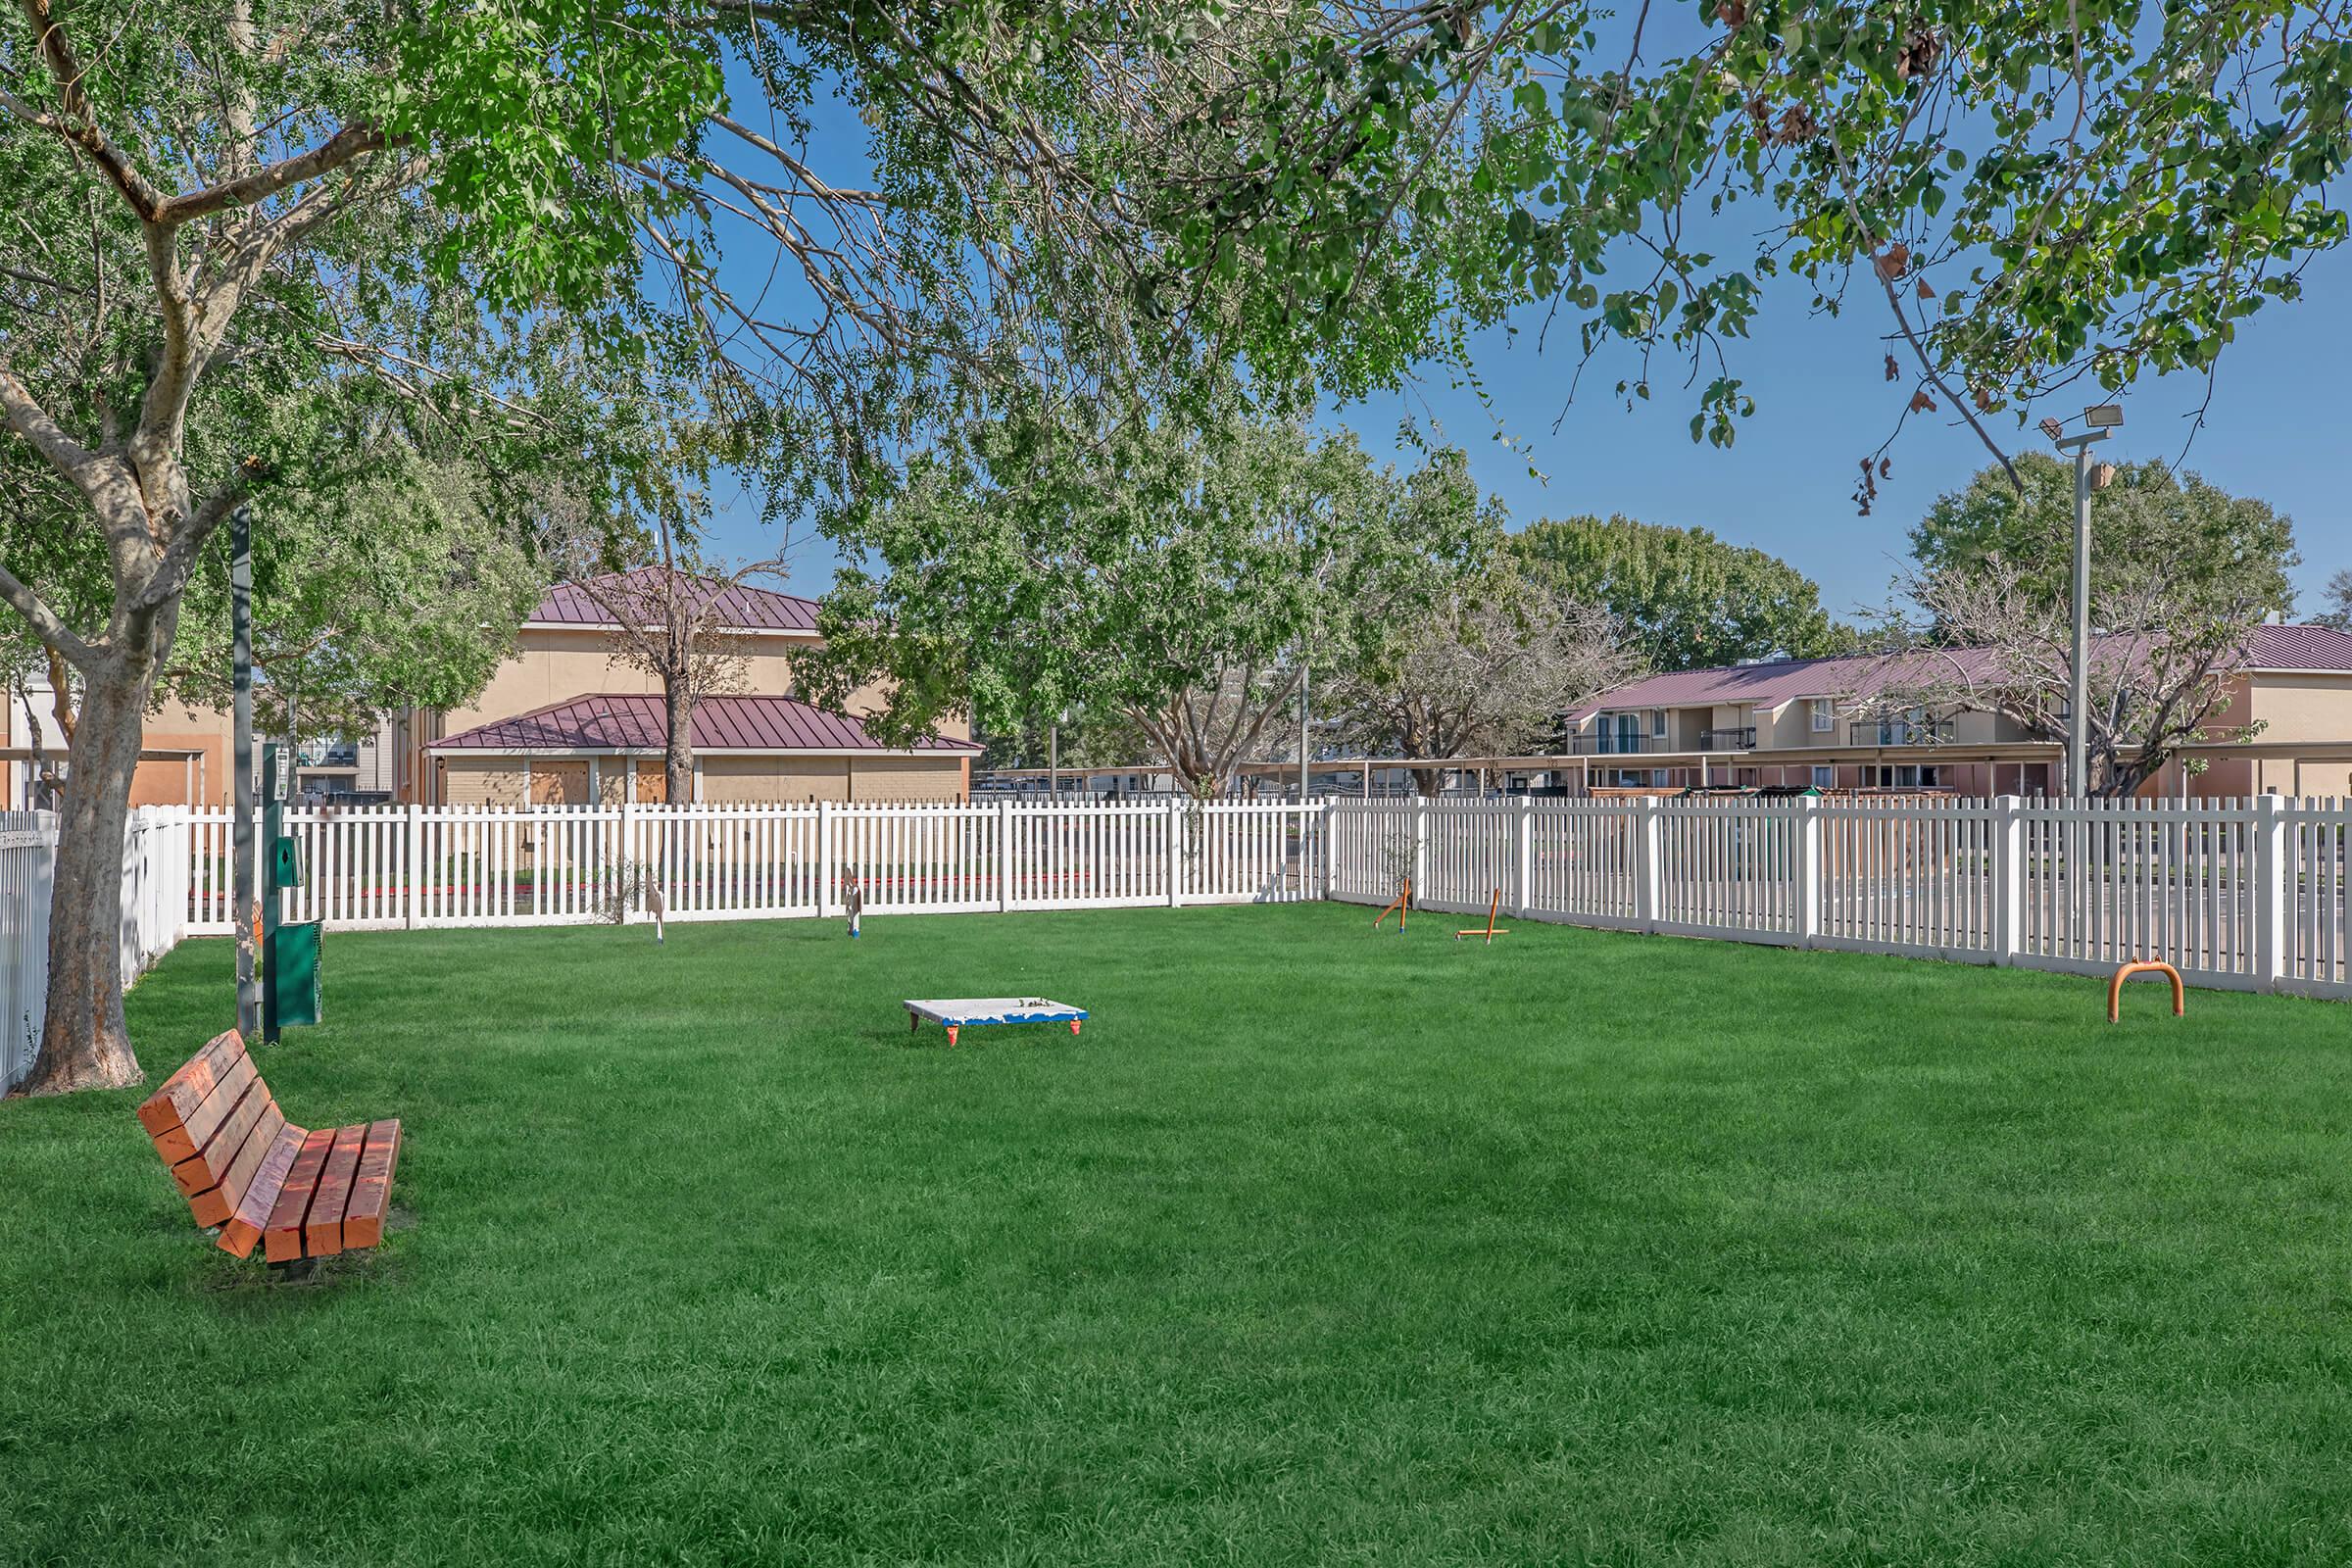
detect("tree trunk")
(663, 674), (695, 805)
(1410, 765), (1443, 797)
(20, 624), (170, 1096)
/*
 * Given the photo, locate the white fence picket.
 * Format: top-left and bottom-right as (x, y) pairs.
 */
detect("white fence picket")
(1327, 794), (2351, 1003)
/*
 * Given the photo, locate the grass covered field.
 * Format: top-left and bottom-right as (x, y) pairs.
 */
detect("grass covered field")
(4, 903), (2351, 1564)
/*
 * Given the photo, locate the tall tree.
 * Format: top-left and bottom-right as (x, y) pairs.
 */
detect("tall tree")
(805, 410), (1488, 797)
(1, 0), (1480, 1093)
(1909, 454), (2300, 627)
(1327, 558), (1640, 794)
(1514, 516), (1851, 671)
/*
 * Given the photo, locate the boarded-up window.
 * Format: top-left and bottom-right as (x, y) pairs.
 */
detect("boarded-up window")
(530, 760), (589, 805)
(634, 762), (669, 804)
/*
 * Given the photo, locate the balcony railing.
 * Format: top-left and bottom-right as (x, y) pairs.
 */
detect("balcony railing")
(1849, 719), (1954, 747)
(1698, 727), (1757, 751)
(1568, 732), (1667, 756)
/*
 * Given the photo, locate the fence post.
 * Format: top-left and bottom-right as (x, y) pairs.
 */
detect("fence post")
(2252, 792), (2287, 993)
(816, 799), (835, 918)
(1317, 800), (1335, 902)
(1990, 795), (2022, 965)
(1511, 797), (1533, 917)
(1796, 796), (1822, 948)
(1635, 796), (1662, 933)
(404, 804), (421, 930)
(1167, 798), (1184, 908)
(616, 798), (635, 924)
(1412, 796), (1430, 903)
(997, 799), (1013, 912)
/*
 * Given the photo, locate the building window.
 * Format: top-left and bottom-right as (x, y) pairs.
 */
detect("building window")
(1862, 763), (1945, 789)
(1650, 709), (1668, 738)
(1812, 765), (1836, 789)
(1810, 698), (1834, 733)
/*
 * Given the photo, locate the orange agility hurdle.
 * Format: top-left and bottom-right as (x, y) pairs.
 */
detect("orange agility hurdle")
(1455, 888), (1508, 945)
(1374, 878), (1411, 932)
(2109, 958), (2184, 1023)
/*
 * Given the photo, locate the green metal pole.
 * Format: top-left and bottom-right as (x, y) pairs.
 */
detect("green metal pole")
(231, 506), (259, 1037)
(262, 741), (280, 1045)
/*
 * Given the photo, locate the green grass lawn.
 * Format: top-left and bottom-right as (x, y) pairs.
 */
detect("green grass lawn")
(4, 905), (2351, 1565)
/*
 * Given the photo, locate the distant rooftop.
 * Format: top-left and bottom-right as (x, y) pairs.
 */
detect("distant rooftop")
(1568, 622), (2352, 720)
(529, 568), (820, 633)
(427, 694), (980, 755)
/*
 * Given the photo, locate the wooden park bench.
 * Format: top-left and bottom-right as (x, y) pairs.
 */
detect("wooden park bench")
(135, 1029), (403, 1269)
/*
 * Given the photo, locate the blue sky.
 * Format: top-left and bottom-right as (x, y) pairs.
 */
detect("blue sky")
(700, 49), (2350, 627)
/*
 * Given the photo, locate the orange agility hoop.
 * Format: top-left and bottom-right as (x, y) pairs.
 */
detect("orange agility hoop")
(1455, 888), (1509, 945)
(1374, 878), (1411, 932)
(2109, 958), (2184, 1023)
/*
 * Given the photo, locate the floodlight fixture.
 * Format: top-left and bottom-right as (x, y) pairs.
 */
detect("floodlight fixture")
(2083, 404), (2124, 428)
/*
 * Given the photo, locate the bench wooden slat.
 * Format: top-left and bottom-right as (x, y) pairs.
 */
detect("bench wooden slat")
(304, 1123), (368, 1257)
(151, 1048), (262, 1165)
(218, 1122), (309, 1259)
(263, 1128), (338, 1263)
(138, 1030), (406, 1267)
(190, 1100), (287, 1228)
(167, 1073), (272, 1196)
(135, 1029), (245, 1140)
(341, 1120), (403, 1249)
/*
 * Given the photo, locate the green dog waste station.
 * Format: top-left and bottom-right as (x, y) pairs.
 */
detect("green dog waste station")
(261, 743), (321, 1038)
(270, 914), (321, 1030)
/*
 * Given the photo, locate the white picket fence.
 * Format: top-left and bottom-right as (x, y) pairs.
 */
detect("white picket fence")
(1329, 795), (2352, 1002)
(171, 799), (1325, 934)
(5, 792), (2346, 1090)
(1, 807), (188, 1092)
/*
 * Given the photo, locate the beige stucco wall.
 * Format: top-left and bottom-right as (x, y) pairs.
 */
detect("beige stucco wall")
(439, 628), (810, 736)
(700, 756), (851, 804)
(847, 757), (968, 803)
(131, 699), (232, 807)
(1757, 699), (1838, 751)
(2242, 672), (2352, 742)
(440, 758), (530, 808)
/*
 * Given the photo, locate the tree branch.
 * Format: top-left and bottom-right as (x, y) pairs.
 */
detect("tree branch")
(0, 561), (97, 668)
(155, 122), (386, 224)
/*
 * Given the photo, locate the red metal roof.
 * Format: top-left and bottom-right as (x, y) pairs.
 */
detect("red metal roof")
(2241, 622), (2352, 672)
(427, 695), (980, 754)
(530, 569), (820, 632)
(1565, 650), (1980, 721)
(1569, 622), (2352, 721)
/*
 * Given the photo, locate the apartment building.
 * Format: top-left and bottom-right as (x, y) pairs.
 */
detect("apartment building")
(1563, 622), (2352, 798)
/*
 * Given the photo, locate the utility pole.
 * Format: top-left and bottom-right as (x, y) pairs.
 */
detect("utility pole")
(230, 506), (259, 1037)
(2050, 405), (2121, 797)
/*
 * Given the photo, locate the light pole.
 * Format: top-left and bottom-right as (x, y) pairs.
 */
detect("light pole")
(2048, 405), (2122, 796)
